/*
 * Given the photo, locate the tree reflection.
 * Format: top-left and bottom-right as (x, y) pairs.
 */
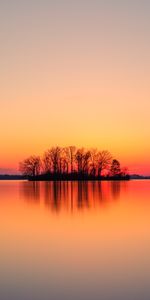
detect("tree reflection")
(20, 181), (123, 213)
(20, 182), (40, 203)
(110, 181), (121, 200)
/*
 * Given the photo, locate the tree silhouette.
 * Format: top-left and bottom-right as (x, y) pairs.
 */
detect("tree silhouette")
(43, 150), (53, 174)
(19, 146), (129, 180)
(19, 156), (41, 176)
(89, 148), (98, 176)
(110, 159), (121, 176)
(64, 146), (76, 173)
(97, 150), (112, 176)
(75, 148), (91, 174)
(45, 147), (62, 174)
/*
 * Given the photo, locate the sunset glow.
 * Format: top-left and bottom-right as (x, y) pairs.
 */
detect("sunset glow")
(0, 0), (150, 174)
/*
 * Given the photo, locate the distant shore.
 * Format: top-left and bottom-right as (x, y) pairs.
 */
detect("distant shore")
(0, 174), (150, 181)
(0, 175), (27, 180)
(0, 174), (130, 181)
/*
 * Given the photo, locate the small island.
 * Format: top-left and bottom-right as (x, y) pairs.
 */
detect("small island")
(19, 146), (130, 181)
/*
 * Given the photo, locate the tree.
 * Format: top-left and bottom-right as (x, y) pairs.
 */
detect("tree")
(64, 146), (76, 173)
(19, 156), (41, 176)
(19, 146), (128, 180)
(43, 150), (53, 174)
(97, 150), (112, 176)
(46, 147), (62, 174)
(110, 159), (121, 176)
(75, 148), (91, 174)
(89, 148), (98, 176)
(82, 150), (91, 174)
(75, 148), (85, 174)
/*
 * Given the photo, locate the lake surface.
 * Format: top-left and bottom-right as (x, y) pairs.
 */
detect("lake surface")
(0, 180), (150, 300)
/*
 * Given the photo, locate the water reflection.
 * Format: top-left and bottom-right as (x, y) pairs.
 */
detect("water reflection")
(1, 180), (150, 300)
(21, 181), (40, 203)
(20, 181), (125, 213)
(110, 181), (121, 200)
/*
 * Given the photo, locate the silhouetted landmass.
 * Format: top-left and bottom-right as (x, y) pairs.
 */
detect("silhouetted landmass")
(28, 173), (130, 181)
(1, 145), (149, 181)
(19, 146), (131, 181)
(1, 174), (150, 181)
(0, 175), (27, 180)
(130, 174), (150, 180)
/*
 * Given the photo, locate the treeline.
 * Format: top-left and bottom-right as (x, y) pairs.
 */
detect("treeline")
(19, 146), (129, 180)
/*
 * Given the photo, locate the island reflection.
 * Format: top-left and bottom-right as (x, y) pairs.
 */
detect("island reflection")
(20, 181), (128, 213)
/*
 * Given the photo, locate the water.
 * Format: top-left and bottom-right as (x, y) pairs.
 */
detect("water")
(0, 180), (150, 300)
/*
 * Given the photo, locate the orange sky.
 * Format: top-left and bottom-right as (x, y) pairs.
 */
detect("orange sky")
(0, 1), (150, 174)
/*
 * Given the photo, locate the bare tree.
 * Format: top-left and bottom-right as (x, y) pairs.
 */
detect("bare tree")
(110, 159), (121, 176)
(75, 148), (91, 174)
(19, 156), (41, 176)
(89, 148), (98, 176)
(64, 146), (76, 173)
(19, 146), (126, 180)
(82, 150), (91, 174)
(97, 150), (112, 176)
(75, 148), (85, 174)
(48, 147), (62, 174)
(43, 150), (53, 174)
(61, 156), (69, 174)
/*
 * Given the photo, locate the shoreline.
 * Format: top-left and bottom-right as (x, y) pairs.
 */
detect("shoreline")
(0, 175), (150, 181)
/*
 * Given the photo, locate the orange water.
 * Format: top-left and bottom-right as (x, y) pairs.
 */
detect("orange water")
(0, 180), (150, 300)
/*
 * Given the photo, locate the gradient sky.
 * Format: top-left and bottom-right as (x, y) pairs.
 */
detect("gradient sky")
(0, 0), (150, 174)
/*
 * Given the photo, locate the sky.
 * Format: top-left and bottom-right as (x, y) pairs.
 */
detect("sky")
(0, 0), (150, 174)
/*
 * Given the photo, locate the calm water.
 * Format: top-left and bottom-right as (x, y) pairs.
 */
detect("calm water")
(0, 180), (150, 300)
